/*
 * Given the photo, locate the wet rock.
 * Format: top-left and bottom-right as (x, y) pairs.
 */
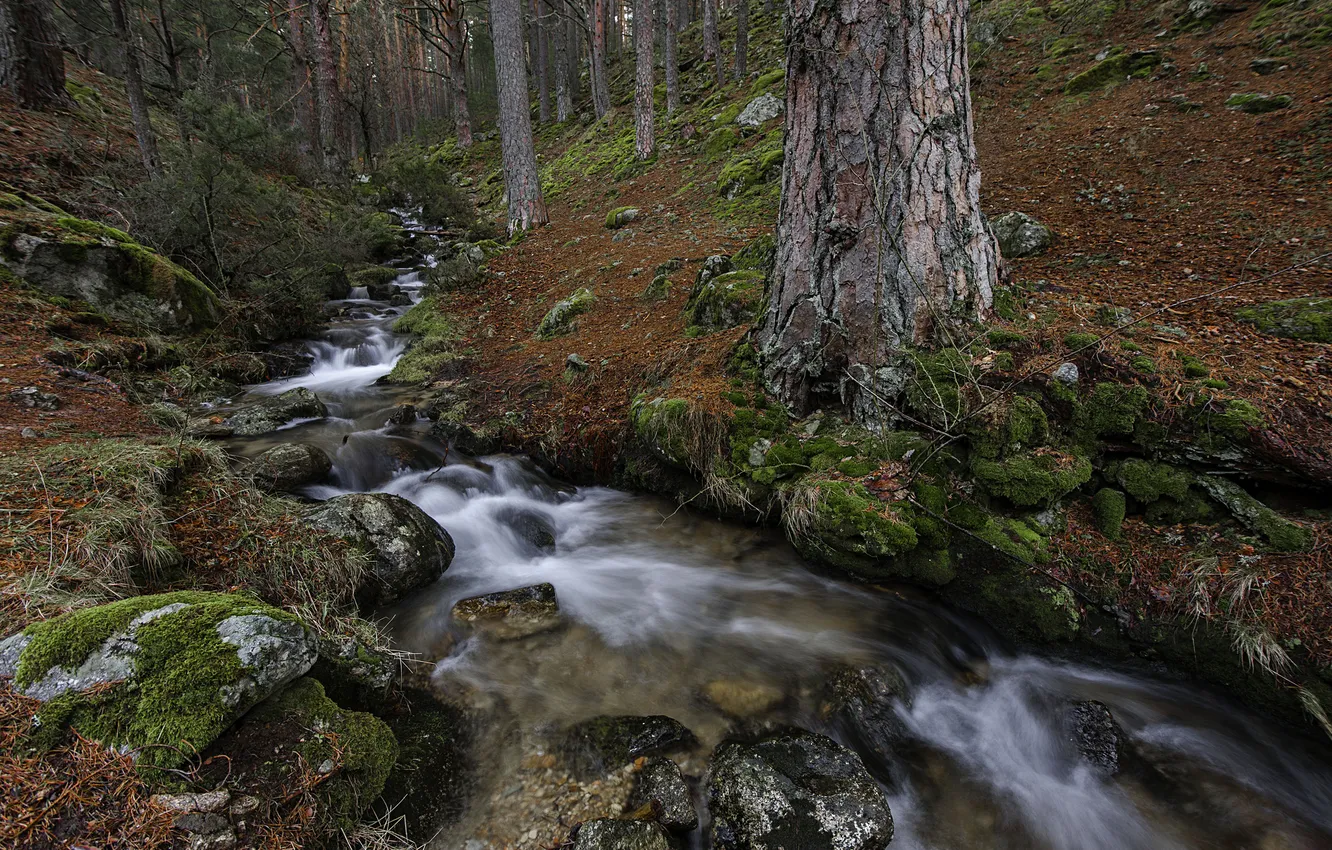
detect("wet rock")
(735, 93), (783, 127)
(303, 492), (456, 607)
(389, 293), (412, 307)
(497, 506), (557, 555)
(245, 443), (332, 492)
(9, 386), (61, 410)
(823, 664), (913, 786)
(708, 729), (893, 850)
(365, 280), (401, 301)
(1053, 362), (1080, 386)
(992, 211), (1052, 258)
(703, 678), (784, 718)
(310, 634), (397, 712)
(377, 687), (471, 841)
(432, 418), (502, 456)
(387, 403), (418, 426)
(452, 582), (561, 640)
(625, 757), (698, 832)
(186, 416), (235, 438)
(1225, 92), (1293, 114)
(0, 592), (318, 769)
(563, 715), (698, 779)
(1065, 699), (1125, 774)
(224, 387), (328, 436)
(259, 341), (315, 380)
(573, 819), (672, 850)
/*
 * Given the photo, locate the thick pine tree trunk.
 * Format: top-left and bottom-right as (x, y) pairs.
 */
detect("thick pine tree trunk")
(0, 0), (70, 110)
(589, 0), (610, 118)
(552, 0), (571, 122)
(632, 0), (653, 158)
(701, 0), (720, 84)
(108, 0), (161, 178)
(733, 0), (747, 80)
(662, 0), (678, 114)
(758, 0), (996, 424)
(443, 0), (473, 146)
(310, 0), (341, 171)
(491, 0), (549, 233)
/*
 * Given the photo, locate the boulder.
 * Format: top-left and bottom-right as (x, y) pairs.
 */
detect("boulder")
(537, 288), (596, 339)
(992, 211), (1053, 258)
(573, 819), (672, 850)
(624, 757), (698, 832)
(823, 664), (913, 786)
(685, 269), (766, 331)
(367, 281), (401, 301)
(708, 729), (893, 850)
(562, 715), (698, 779)
(0, 591), (318, 768)
(735, 93), (783, 127)
(1235, 297), (1332, 343)
(259, 341), (315, 380)
(497, 506), (557, 555)
(605, 207), (641, 229)
(451, 582), (561, 640)
(389, 293), (412, 307)
(302, 492), (455, 607)
(1225, 92), (1293, 114)
(1064, 700), (1125, 774)
(246, 443), (332, 492)
(309, 635), (397, 712)
(224, 387), (328, 436)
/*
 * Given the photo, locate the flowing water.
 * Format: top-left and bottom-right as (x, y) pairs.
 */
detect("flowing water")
(225, 265), (1332, 850)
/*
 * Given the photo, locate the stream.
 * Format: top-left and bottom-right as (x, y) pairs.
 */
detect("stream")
(223, 263), (1332, 850)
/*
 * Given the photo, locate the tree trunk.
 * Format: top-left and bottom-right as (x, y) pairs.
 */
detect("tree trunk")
(442, 0), (473, 145)
(758, 0), (996, 424)
(632, 0), (653, 159)
(733, 0), (747, 80)
(310, 0), (341, 171)
(701, 0), (720, 84)
(566, 12), (579, 102)
(0, 0), (70, 110)
(491, 0), (549, 233)
(531, 0), (550, 122)
(553, 0), (571, 121)
(662, 0), (678, 114)
(108, 0), (161, 178)
(589, 0), (610, 118)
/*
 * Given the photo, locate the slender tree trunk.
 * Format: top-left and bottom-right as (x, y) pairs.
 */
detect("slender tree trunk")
(632, 0), (653, 158)
(365, 0), (391, 153)
(758, 0), (997, 424)
(108, 0), (161, 178)
(287, 0), (322, 158)
(552, 0), (571, 121)
(662, 0), (678, 114)
(310, 0), (341, 171)
(566, 11), (579, 103)
(0, 0), (70, 109)
(532, 0), (550, 122)
(702, 0), (720, 84)
(491, 0), (549, 233)
(442, 0), (473, 146)
(733, 0), (747, 79)
(589, 0), (609, 118)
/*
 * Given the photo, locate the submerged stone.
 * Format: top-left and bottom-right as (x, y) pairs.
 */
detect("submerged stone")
(451, 582), (561, 640)
(708, 729), (893, 850)
(704, 678), (785, 718)
(562, 714), (698, 779)
(1065, 699), (1126, 774)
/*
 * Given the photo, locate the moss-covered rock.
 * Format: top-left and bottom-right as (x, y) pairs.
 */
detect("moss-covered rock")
(974, 574), (1081, 642)
(789, 480), (921, 579)
(1235, 297), (1332, 343)
(730, 233), (776, 275)
(630, 395), (695, 469)
(0, 591), (318, 768)
(605, 207), (640, 229)
(717, 141), (784, 198)
(537, 287), (596, 339)
(240, 677), (398, 832)
(684, 269), (766, 332)
(1225, 92), (1293, 114)
(1091, 488), (1126, 538)
(388, 296), (462, 384)
(1113, 459), (1191, 504)
(972, 451), (1092, 507)
(1065, 50), (1161, 94)
(1195, 475), (1314, 552)
(1074, 382), (1150, 442)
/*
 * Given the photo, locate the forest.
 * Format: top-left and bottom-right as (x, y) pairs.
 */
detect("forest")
(1, 0), (1331, 847)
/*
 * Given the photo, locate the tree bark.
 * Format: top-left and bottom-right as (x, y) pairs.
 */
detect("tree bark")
(310, 0), (341, 171)
(0, 0), (70, 110)
(285, 0), (323, 161)
(442, 0), (473, 145)
(701, 0), (720, 84)
(662, 0), (678, 114)
(758, 0), (997, 424)
(589, 0), (610, 118)
(632, 0), (653, 159)
(531, 0), (550, 123)
(552, 0), (571, 122)
(491, 0), (549, 233)
(733, 0), (747, 80)
(108, 0), (161, 178)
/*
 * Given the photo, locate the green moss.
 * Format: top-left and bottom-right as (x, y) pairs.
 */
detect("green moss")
(1194, 397), (1264, 443)
(54, 216), (132, 243)
(995, 352), (1015, 371)
(605, 206), (639, 228)
(1119, 340), (1141, 352)
(1225, 92), (1294, 113)
(1197, 475), (1313, 552)
(972, 451), (1092, 507)
(1115, 459), (1191, 503)
(731, 233), (776, 274)
(1091, 488), (1126, 538)
(993, 286), (1021, 321)
(1075, 382), (1150, 441)
(793, 480), (920, 576)
(975, 575), (1080, 642)
(987, 329), (1027, 349)
(1179, 354), (1210, 378)
(1130, 355), (1156, 374)
(1063, 331), (1099, 350)
(1065, 50), (1161, 94)
(630, 395), (696, 468)
(685, 269), (766, 331)
(18, 591), (307, 769)
(837, 458), (878, 478)
(536, 287), (595, 339)
(249, 678), (398, 832)
(387, 296), (461, 384)
(908, 348), (974, 426)
(348, 265), (401, 288)
(969, 395), (1049, 461)
(703, 127), (742, 158)
(1235, 298), (1332, 343)
(1200, 378), (1228, 390)
(751, 69), (785, 93)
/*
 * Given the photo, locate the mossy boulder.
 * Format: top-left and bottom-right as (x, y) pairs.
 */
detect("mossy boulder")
(349, 264), (402, 300)
(730, 232), (776, 275)
(537, 287), (596, 339)
(1065, 50), (1161, 94)
(0, 591), (319, 768)
(223, 387), (328, 437)
(1235, 297), (1332, 343)
(992, 211), (1053, 258)
(605, 207), (640, 229)
(1091, 488), (1126, 538)
(0, 221), (221, 333)
(790, 480), (921, 580)
(703, 127), (743, 157)
(972, 572), (1081, 643)
(1195, 475), (1313, 552)
(1225, 93), (1293, 114)
(231, 677), (398, 833)
(245, 443), (333, 492)
(972, 450), (1092, 507)
(717, 141), (785, 198)
(629, 395), (694, 469)
(684, 269), (766, 331)
(1113, 459), (1191, 504)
